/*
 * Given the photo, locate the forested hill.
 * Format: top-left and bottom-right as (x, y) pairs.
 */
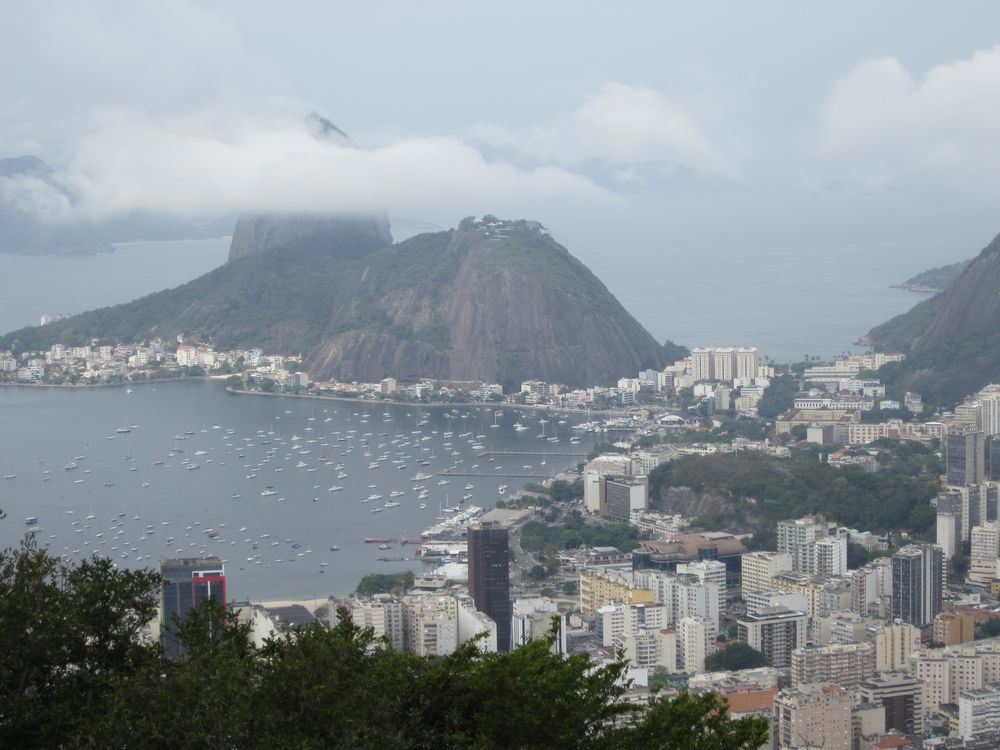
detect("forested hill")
(1, 217), (666, 388)
(868, 231), (1000, 407)
(648, 445), (941, 546)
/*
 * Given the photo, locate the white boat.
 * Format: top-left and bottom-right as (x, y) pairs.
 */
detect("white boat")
(383, 501), (401, 508)
(437, 479), (450, 485)
(412, 472), (432, 481)
(328, 485), (343, 492)
(261, 490), (277, 497)
(389, 490), (405, 497)
(64, 462), (78, 471)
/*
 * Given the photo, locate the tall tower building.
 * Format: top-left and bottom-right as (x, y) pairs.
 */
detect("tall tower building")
(891, 544), (944, 628)
(735, 347), (759, 381)
(712, 348), (737, 383)
(947, 431), (986, 486)
(467, 522), (512, 652)
(989, 437), (1000, 481)
(777, 515), (834, 574)
(691, 348), (714, 382)
(160, 556), (226, 659)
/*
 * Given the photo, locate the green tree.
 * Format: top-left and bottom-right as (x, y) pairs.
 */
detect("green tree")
(0, 534), (161, 747)
(356, 571), (414, 596)
(704, 642), (769, 671)
(1, 525), (770, 750)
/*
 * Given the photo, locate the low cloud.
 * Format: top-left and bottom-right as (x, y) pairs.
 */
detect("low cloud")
(10, 109), (611, 223)
(817, 46), (1000, 195)
(473, 82), (738, 182)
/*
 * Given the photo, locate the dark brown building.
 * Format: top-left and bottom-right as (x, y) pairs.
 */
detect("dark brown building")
(468, 522), (512, 652)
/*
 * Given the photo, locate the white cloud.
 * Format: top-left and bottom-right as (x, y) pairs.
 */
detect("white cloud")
(473, 82), (737, 181)
(817, 46), (1000, 194)
(0, 174), (76, 222)
(25, 110), (612, 222)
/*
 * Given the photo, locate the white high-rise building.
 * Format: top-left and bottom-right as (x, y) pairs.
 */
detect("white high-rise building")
(621, 627), (677, 671)
(777, 515), (836, 574)
(772, 684), (853, 750)
(738, 608), (808, 669)
(633, 569), (720, 635)
(978, 385), (1000, 435)
(959, 682), (1000, 740)
(735, 347), (759, 381)
(873, 622), (921, 673)
(678, 617), (707, 673)
(676, 559), (727, 611)
(713, 348), (736, 383)
(741, 551), (793, 599)
(348, 594), (404, 651)
(814, 536), (848, 577)
(970, 523), (1000, 583)
(691, 348), (714, 382)
(402, 594), (458, 656)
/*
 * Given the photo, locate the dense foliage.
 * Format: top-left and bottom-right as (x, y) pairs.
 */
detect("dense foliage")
(0, 532), (767, 749)
(520, 514), (641, 553)
(356, 570), (415, 596)
(649, 445), (940, 541)
(755, 374), (799, 419)
(704, 643), (769, 672)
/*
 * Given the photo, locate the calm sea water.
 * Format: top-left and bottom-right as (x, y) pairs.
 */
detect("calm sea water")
(0, 238), (231, 335)
(0, 379), (596, 600)
(0, 236), (947, 359)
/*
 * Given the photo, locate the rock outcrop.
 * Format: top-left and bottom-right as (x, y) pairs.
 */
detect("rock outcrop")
(227, 212), (392, 262)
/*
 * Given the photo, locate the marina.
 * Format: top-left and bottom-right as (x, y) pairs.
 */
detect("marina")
(0, 379), (600, 600)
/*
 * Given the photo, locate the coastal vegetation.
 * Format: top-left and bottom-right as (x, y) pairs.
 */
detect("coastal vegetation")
(649, 442), (940, 545)
(703, 643), (769, 671)
(356, 571), (415, 596)
(0, 530), (767, 749)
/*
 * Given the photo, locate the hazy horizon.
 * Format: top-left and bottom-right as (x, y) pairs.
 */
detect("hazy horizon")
(1, 3), (999, 262)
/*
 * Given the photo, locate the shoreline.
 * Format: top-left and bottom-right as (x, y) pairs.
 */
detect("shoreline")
(0, 374), (215, 390)
(224, 386), (641, 418)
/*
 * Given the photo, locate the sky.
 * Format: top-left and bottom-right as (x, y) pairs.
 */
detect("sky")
(2, 2), (1000, 264)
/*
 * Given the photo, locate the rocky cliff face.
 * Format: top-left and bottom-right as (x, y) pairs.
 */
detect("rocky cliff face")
(4, 217), (666, 387)
(227, 212), (392, 262)
(305, 220), (666, 385)
(868, 231), (1000, 406)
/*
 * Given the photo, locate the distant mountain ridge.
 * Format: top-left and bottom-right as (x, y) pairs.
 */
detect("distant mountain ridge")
(1, 216), (666, 388)
(868, 231), (1000, 406)
(892, 259), (972, 293)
